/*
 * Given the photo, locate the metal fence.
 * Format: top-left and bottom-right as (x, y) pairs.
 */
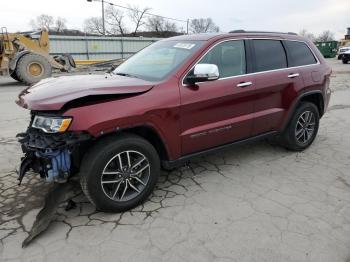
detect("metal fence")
(33, 35), (163, 61)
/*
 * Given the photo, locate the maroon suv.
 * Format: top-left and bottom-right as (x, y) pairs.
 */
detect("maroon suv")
(17, 31), (332, 212)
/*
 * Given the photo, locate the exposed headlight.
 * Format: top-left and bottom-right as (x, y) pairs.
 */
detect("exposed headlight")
(32, 115), (72, 133)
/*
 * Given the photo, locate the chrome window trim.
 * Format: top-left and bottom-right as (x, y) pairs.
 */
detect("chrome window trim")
(181, 37), (320, 87)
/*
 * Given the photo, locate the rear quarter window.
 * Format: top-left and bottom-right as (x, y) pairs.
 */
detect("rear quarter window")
(252, 40), (287, 72)
(284, 41), (317, 67)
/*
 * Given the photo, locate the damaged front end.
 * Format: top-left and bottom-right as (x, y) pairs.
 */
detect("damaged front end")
(17, 114), (92, 185)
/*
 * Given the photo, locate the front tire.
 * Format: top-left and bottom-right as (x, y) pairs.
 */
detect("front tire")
(342, 59), (349, 64)
(80, 134), (160, 212)
(16, 53), (52, 85)
(280, 102), (320, 151)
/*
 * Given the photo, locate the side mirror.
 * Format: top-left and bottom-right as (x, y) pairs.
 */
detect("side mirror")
(186, 64), (219, 85)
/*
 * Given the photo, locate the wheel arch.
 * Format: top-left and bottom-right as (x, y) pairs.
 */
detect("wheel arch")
(281, 90), (324, 132)
(299, 92), (324, 117)
(93, 125), (171, 163)
(123, 125), (170, 162)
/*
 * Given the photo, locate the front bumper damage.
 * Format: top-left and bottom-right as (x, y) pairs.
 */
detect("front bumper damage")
(17, 128), (92, 185)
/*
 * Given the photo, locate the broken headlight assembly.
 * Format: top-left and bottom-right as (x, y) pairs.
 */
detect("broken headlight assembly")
(17, 114), (92, 185)
(32, 115), (72, 133)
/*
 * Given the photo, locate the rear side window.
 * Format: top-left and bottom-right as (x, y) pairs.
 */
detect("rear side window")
(253, 40), (287, 72)
(284, 41), (317, 67)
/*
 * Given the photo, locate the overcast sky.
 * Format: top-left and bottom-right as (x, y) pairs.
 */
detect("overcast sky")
(2, 0), (349, 39)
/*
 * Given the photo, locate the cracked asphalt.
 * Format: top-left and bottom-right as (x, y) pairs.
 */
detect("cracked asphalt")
(1, 59), (350, 262)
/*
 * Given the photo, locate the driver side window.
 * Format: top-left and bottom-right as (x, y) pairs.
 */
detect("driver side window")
(196, 40), (246, 79)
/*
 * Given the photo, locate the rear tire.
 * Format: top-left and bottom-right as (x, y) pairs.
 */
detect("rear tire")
(342, 59), (349, 64)
(16, 53), (52, 85)
(80, 134), (160, 213)
(280, 102), (320, 151)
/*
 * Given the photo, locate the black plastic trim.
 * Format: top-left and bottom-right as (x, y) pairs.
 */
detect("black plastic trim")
(162, 131), (277, 169)
(244, 39), (254, 74)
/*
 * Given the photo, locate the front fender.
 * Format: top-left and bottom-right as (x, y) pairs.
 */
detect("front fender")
(64, 101), (181, 160)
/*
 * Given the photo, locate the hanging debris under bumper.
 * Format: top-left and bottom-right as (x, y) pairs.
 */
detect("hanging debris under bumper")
(17, 128), (92, 185)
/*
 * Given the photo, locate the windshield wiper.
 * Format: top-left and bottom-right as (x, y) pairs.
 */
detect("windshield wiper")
(115, 72), (139, 78)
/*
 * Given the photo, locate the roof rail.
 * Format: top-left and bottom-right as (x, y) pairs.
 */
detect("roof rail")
(229, 30), (298, 35)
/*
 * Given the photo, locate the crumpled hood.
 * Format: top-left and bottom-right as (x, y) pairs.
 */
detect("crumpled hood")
(17, 74), (155, 111)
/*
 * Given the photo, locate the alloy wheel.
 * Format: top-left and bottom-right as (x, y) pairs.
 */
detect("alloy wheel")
(295, 111), (316, 144)
(101, 150), (150, 202)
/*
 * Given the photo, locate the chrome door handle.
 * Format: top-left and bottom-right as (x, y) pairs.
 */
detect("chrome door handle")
(237, 81), (252, 88)
(288, 73), (300, 78)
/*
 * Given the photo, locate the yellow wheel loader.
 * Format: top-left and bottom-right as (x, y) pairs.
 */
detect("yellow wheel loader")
(0, 27), (75, 85)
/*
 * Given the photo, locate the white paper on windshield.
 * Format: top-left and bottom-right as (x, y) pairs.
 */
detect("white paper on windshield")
(174, 43), (196, 49)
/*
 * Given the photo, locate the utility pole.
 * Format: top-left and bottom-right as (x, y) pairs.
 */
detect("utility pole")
(101, 0), (105, 35)
(186, 19), (189, 34)
(87, 0), (106, 35)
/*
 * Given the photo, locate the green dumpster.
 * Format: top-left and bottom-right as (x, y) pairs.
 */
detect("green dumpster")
(315, 41), (339, 58)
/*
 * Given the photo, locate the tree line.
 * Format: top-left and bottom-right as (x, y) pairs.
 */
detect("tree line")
(29, 7), (220, 37)
(29, 12), (337, 41)
(299, 29), (336, 42)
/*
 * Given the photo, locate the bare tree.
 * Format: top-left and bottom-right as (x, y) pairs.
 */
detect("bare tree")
(189, 18), (220, 34)
(54, 17), (67, 33)
(105, 6), (127, 36)
(84, 17), (105, 35)
(146, 16), (163, 33)
(30, 14), (54, 31)
(146, 16), (177, 33)
(128, 5), (151, 36)
(316, 30), (335, 42)
(164, 21), (178, 33)
(178, 26), (186, 34)
(299, 29), (316, 42)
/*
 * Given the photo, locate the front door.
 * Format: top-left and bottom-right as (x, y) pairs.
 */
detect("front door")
(179, 40), (256, 155)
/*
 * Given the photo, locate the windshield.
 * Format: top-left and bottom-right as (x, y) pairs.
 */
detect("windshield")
(113, 40), (204, 81)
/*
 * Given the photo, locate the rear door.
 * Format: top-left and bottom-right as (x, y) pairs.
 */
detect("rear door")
(250, 39), (304, 135)
(179, 39), (256, 155)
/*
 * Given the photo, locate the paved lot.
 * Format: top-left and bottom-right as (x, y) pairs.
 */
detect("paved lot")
(0, 59), (350, 262)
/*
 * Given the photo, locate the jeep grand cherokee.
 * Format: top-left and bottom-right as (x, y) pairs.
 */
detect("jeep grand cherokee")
(16, 31), (332, 212)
